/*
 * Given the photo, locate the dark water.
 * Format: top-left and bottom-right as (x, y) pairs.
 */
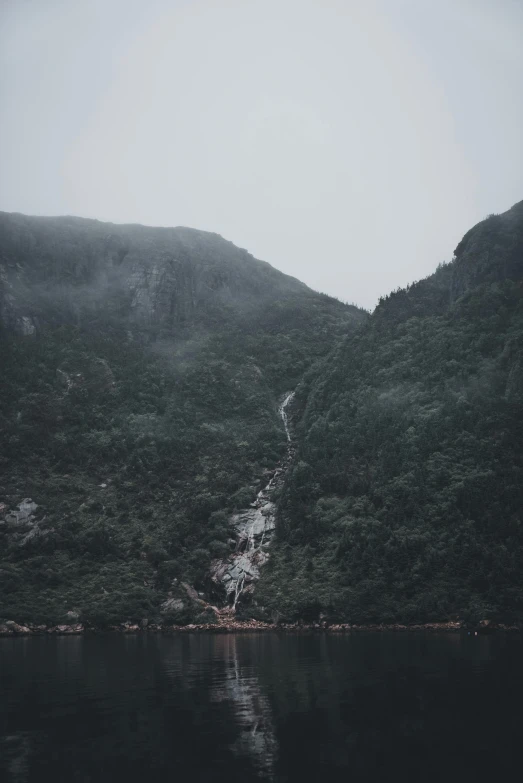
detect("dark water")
(1, 632), (522, 782)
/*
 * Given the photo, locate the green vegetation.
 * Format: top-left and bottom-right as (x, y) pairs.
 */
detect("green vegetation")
(1, 202), (522, 627)
(0, 213), (363, 625)
(257, 202), (523, 625)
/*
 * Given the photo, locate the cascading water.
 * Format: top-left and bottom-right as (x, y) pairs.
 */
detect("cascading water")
(278, 391), (295, 441)
(210, 392), (295, 609)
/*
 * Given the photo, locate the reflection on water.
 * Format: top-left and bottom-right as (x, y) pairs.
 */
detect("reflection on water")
(210, 635), (277, 778)
(1, 632), (523, 782)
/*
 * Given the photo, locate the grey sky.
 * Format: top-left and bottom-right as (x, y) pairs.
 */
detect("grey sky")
(1, 0), (522, 310)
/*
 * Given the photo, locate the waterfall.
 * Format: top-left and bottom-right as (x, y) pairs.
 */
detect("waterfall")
(211, 391), (295, 609)
(278, 391), (295, 442)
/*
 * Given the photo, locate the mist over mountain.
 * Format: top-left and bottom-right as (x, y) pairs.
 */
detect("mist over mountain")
(0, 203), (522, 628)
(0, 212), (332, 335)
(0, 212), (364, 626)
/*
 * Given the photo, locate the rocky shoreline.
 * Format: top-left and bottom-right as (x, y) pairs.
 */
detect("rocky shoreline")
(0, 619), (520, 636)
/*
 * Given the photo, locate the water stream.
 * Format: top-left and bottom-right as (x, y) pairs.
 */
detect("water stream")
(278, 391), (294, 441)
(211, 392), (295, 609)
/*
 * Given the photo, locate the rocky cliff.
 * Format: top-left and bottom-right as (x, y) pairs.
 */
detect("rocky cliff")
(0, 211), (323, 337)
(451, 200), (523, 300)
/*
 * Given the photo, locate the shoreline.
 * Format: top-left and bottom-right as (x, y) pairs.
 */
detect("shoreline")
(0, 619), (520, 636)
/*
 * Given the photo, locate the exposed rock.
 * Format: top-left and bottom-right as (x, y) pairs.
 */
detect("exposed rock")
(0, 621), (31, 634)
(1, 498), (55, 548)
(451, 202), (523, 301)
(0, 618), (518, 635)
(57, 624), (83, 634)
(0, 213), (330, 337)
(4, 498), (38, 526)
(19, 524), (53, 547)
(160, 598), (185, 613)
(210, 392), (295, 609)
(122, 624), (140, 632)
(46, 624), (84, 634)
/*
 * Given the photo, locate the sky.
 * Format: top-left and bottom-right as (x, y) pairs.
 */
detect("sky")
(1, 0), (522, 310)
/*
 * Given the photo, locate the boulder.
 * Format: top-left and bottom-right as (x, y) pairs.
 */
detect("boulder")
(160, 598), (185, 614)
(4, 498), (39, 528)
(3, 621), (32, 634)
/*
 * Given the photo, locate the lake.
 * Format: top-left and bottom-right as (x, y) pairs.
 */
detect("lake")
(1, 632), (522, 782)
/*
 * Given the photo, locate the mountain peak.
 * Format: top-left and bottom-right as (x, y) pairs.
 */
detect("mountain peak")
(451, 200), (523, 298)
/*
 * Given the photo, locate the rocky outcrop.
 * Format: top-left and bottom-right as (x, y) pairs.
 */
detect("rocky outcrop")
(160, 598), (185, 614)
(3, 498), (38, 526)
(451, 200), (523, 301)
(0, 498), (53, 546)
(0, 621), (84, 635)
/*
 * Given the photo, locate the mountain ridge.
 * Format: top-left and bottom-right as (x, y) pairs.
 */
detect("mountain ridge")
(255, 200), (523, 625)
(1, 202), (522, 628)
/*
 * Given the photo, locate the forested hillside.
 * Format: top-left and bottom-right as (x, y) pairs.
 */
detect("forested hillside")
(1, 202), (522, 629)
(258, 202), (523, 625)
(0, 212), (365, 625)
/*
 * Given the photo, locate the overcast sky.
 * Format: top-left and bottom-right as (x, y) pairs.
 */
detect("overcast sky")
(1, 0), (522, 309)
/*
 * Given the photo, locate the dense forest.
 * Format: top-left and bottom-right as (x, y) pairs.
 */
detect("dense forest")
(257, 202), (523, 625)
(1, 202), (522, 627)
(0, 212), (364, 625)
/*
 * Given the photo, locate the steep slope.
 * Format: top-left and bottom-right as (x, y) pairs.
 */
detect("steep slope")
(258, 201), (523, 625)
(0, 211), (336, 335)
(0, 212), (366, 626)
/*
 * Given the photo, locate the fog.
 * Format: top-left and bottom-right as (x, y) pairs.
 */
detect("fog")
(1, 0), (522, 309)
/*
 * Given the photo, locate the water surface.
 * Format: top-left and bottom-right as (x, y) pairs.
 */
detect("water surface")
(1, 632), (521, 781)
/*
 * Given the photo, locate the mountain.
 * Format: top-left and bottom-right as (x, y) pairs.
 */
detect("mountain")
(0, 211), (339, 336)
(0, 212), (365, 626)
(1, 201), (522, 629)
(256, 201), (523, 625)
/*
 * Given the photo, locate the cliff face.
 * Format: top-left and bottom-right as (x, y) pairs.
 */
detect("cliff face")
(451, 200), (523, 300)
(0, 212), (316, 337)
